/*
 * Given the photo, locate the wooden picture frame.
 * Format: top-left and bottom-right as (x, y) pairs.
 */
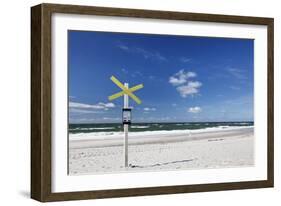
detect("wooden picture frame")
(31, 3), (274, 202)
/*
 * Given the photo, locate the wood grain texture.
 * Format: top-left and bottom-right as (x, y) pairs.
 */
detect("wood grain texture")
(267, 20), (274, 186)
(31, 4), (52, 201)
(31, 4), (42, 201)
(31, 3), (274, 202)
(42, 3), (273, 25)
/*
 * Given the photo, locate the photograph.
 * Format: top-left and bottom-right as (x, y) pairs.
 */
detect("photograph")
(30, 3), (274, 201)
(68, 30), (254, 175)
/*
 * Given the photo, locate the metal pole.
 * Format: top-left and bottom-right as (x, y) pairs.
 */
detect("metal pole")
(124, 83), (129, 168)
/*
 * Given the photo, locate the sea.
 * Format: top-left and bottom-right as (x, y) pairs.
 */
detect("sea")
(69, 122), (254, 134)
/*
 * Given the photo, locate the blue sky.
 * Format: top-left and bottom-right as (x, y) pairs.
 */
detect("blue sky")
(68, 30), (254, 123)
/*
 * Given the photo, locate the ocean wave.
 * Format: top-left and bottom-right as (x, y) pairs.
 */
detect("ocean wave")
(69, 125), (254, 141)
(131, 125), (150, 129)
(69, 127), (115, 131)
(233, 122), (250, 125)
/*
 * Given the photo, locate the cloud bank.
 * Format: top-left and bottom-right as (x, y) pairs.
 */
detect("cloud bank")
(69, 101), (115, 112)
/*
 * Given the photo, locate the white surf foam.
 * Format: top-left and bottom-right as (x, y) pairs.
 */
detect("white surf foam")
(69, 126), (254, 141)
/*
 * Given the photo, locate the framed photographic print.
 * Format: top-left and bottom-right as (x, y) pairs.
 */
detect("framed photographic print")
(31, 3), (274, 202)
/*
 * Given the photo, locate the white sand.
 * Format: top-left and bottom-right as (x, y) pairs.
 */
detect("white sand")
(69, 127), (254, 175)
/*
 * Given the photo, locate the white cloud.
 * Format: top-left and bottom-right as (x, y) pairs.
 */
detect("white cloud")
(117, 43), (166, 61)
(103, 117), (121, 121)
(69, 117), (121, 123)
(69, 108), (102, 114)
(117, 45), (129, 51)
(169, 70), (202, 98)
(180, 57), (191, 63)
(143, 107), (156, 111)
(188, 106), (202, 113)
(99, 102), (115, 108)
(69, 102), (115, 110)
(136, 47), (166, 61)
(169, 70), (196, 86)
(227, 68), (247, 80)
(121, 68), (128, 74)
(176, 81), (202, 97)
(69, 118), (96, 123)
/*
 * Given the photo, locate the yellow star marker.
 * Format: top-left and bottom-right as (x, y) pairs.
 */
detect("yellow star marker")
(108, 76), (143, 104)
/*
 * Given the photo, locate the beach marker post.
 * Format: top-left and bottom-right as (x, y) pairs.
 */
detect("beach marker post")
(123, 83), (129, 167)
(108, 76), (143, 168)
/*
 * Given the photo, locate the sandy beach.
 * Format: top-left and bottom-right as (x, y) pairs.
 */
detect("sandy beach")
(69, 127), (254, 175)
